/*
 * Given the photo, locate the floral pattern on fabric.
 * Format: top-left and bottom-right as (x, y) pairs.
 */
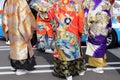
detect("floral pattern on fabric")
(47, 0), (84, 61)
(84, 0), (112, 58)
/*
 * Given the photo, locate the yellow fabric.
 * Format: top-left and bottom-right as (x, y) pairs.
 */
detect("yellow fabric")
(88, 54), (107, 67)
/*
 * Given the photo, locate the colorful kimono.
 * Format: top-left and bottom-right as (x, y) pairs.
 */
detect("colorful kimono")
(47, 0), (86, 77)
(36, 13), (54, 51)
(2, 0), (37, 70)
(84, 0), (112, 67)
(30, 0), (55, 52)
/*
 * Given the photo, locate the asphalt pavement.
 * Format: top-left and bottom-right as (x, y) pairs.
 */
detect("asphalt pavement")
(0, 38), (120, 80)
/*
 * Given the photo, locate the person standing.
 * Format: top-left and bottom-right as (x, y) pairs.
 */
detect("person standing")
(2, 0), (37, 75)
(29, 0), (55, 53)
(33, 0), (55, 53)
(83, 0), (112, 73)
(42, 0), (86, 80)
(36, 10), (55, 53)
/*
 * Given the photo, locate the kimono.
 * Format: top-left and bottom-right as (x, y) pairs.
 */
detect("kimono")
(2, 0), (37, 70)
(36, 12), (54, 51)
(30, 0), (55, 52)
(84, 0), (112, 67)
(47, 0), (86, 77)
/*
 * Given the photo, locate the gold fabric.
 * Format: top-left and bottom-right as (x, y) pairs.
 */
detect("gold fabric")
(2, 0), (37, 60)
(88, 54), (107, 67)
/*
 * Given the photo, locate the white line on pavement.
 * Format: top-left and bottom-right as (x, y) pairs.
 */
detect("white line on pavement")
(0, 62), (120, 70)
(87, 67), (120, 71)
(86, 62), (120, 65)
(0, 67), (120, 75)
(0, 65), (54, 69)
(0, 49), (10, 50)
(0, 46), (10, 48)
(0, 70), (54, 75)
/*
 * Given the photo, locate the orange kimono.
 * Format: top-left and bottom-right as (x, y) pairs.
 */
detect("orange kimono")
(36, 12), (54, 51)
(48, 0), (84, 61)
(36, 0), (86, 78)
(46, 0), (86, 77)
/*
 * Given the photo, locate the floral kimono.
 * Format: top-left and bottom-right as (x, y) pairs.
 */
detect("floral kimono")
(36, 12), (54, 52)
(46, 0), (86, 77)
(30, 0), (55, 52)
(84, 0), (112, 67)
(2, 0), (37, 70)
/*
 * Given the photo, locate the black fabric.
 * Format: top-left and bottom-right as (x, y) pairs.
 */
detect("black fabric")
(26, 0), (31, 4)
(10, 56), (36, 71)
(30, 7), (37, 19)
(31, 31), (37, 46)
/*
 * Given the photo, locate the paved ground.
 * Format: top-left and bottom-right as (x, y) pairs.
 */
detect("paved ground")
(0, 38), (120, 80)
(0, 38), (6, 46)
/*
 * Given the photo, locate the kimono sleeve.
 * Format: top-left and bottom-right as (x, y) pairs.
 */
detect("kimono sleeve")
(48, 7), (57, 31)
(78, 8), (84, 35)
(48, 8), (55, 21)
(18, 0), (37, 41)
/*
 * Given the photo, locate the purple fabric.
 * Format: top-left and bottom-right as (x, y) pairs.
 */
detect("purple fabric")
(85, 0), (111, 58)
(93, 0), (102, 10)
(106, 19), (112, 29)
(84, 8), (89, 13)
(93, 44), (106, 58)
(88, 35), (107, 58)
(88, 35), (107, 45)
(87, 0), (110, 57)
(93, 0), (112, 29)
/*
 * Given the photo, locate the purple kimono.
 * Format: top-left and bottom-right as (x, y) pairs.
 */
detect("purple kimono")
(84, 0), (112, 58)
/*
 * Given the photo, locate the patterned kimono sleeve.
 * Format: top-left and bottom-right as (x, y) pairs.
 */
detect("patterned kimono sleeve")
(78, 7), (84, 35)
(2, 1), (8, 40)
(48, 7), (55, 21)
(48, 6), (57, 32)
